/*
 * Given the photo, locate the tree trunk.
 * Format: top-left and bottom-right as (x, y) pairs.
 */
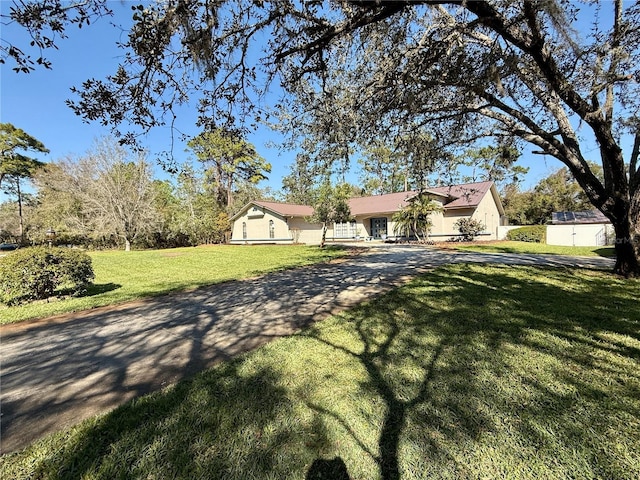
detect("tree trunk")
(611, 213), (639, 277)
(568, 144), (639, 276)
(125, 238), (131, 252)
(631, 188), (640, 263)
(17, 178), (25, 245)
(226, 177), (233, 208)
(320, 224), (327, 248)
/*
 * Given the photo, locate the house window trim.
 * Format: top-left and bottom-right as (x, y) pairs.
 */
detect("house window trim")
(334, 220), (357, 238)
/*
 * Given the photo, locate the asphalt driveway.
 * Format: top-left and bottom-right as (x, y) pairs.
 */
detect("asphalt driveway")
(0, 246), (614, 453)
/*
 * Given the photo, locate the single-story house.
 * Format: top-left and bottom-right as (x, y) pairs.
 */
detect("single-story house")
(230, 181), (507, 245)
(547, 210), (613, 246)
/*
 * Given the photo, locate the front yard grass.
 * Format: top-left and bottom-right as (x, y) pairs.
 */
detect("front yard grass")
(0, 245), (347, 325)
(3, 264), (638, 479)
(445, 240), (616, 257)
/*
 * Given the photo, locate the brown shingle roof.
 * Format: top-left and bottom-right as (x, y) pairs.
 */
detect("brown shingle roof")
(428, 181), (494, 209)
(236, 181), (498, 220)
(348, 191), (419, 216)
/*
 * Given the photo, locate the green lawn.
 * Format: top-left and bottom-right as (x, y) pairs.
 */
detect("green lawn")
(3, 264), (638, 479)
(448, 240), (616, 257)
(0, 245), (347, 325)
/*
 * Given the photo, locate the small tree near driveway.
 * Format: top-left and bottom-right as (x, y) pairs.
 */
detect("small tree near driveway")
(309, 181), (351, 248)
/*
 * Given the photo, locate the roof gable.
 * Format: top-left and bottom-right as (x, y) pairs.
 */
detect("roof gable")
(428, 181), (494, 209)
(231, 201), (314, 221)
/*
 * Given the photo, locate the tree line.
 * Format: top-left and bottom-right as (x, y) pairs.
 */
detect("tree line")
(0, 125), (272, 250)
(2, 118), (607, 250)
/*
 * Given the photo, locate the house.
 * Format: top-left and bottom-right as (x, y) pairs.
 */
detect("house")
(547, 210), (613, 246)
(230, 181), (507, 244)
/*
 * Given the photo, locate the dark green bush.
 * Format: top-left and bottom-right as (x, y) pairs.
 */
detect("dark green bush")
(506, 225), (547, 243)
(0, 247), (94, 305)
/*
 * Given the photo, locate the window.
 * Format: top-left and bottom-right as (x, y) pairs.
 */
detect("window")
(269, 220), (275, 239)
(242, 222), (247, 239)
(335, 221), (357, 238)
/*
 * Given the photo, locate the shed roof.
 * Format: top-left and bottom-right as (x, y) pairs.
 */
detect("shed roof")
(551, 211), (610, 224)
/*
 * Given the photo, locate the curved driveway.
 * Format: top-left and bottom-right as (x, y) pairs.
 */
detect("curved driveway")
(0, 246), (614, 453)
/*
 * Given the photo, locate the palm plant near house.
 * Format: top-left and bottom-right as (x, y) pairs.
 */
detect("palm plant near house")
(392, 195), (442, 243)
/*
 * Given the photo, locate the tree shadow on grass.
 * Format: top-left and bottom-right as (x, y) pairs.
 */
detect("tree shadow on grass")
(25, 361), (336, 480)
(299, 264), (639, 479)
(300, 292), (494, 479)
(79, 282), (122, 297)
(592, 247), (616, 258)
(306, 457), (350, 479)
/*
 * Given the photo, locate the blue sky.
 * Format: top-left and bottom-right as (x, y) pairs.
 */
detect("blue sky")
(0, 1), (296, 197)
(2, 1), (615, 202)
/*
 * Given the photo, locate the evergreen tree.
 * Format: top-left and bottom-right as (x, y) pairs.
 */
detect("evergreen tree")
(0, 123), (48, 243)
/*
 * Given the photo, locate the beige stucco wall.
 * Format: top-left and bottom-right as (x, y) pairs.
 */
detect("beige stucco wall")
(287, 217), (325, 244)
(231, 205), (326, 244)
(472, 190), (503, 240)
(231, 206), (291, 243)
(345, 198), (449, 240)
(429, 191), (502, 240)
(344, 190), (504, 241)
(437, 208), (476, 239)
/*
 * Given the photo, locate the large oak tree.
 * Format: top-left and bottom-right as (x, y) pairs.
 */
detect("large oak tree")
(3, 0), (639, 274)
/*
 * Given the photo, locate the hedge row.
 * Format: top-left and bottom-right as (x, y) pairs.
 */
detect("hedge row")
(0, 247), (94, 305)
(506, 225), (546, 243)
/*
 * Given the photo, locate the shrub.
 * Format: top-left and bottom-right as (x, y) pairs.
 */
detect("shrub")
(454, 218), (486, 241)
(0, 247), (94, 305)
(506, 225), (547, 243)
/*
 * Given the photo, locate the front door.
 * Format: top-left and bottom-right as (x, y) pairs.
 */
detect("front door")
(371, 217), (388, 238)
